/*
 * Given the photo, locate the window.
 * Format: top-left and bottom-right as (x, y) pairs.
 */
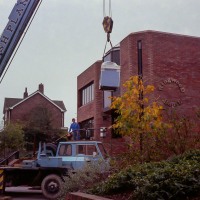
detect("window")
(98, 143), (108, 158)
(76, 144), (98, 156)
(104, 53), (111, 62)
(79, 118), (94, 139)
(103, 91), (112, 108)
(112, 49), (120, 65)
(102, 46), (120, 109)
(81, 82), (94, 106)
(58, 144), (72, 156)
(103, 46), (120, 65)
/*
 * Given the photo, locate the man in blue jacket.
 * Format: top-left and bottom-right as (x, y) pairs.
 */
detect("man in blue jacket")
(69, 118), (80, 140)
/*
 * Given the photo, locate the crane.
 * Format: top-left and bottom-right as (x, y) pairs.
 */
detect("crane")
(0, 0), (43, 83)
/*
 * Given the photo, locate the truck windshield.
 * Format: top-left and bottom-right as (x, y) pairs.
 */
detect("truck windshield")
(98, 143), (108, 158)
(58, 144), (72, 156)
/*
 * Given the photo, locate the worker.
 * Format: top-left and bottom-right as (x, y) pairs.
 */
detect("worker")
(69, 118), (80, 140)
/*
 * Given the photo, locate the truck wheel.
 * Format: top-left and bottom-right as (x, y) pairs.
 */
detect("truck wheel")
(41, 174), (62, 199)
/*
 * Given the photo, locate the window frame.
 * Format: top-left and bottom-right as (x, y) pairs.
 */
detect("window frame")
(80, 82), (94, 106)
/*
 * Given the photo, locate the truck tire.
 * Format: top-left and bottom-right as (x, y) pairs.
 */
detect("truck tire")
(41, 174), (62, 199)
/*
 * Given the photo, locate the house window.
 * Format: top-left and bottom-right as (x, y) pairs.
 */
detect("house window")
(79, 118), (94, 139)
(81, 82), (94, 106)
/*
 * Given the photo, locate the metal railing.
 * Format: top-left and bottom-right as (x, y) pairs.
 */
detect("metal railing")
(0, 151), (19, 166)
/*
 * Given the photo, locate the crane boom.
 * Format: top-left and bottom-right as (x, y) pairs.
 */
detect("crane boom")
(0, 0), (42, 82)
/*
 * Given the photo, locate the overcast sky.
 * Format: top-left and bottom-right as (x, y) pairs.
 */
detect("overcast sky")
(0, 0), (200, 129)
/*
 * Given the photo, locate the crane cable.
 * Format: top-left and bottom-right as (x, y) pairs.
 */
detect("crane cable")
(102, 0), (113, 59)
(103, 0), (112, 17)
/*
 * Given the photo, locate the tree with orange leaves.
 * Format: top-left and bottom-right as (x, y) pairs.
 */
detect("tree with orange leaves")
(110, 76), (167, 161)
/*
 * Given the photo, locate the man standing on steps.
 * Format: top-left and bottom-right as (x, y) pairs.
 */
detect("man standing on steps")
(69, 118), (80, 140)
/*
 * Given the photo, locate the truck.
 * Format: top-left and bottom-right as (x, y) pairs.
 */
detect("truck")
(0, 140), (109, 199)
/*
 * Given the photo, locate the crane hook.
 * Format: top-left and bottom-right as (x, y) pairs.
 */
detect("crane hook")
(102, 0), (113, 42)
(102, 0), (113, 59)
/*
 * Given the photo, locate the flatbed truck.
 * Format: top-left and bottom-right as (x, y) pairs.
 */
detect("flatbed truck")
(0, 140), (109, 199)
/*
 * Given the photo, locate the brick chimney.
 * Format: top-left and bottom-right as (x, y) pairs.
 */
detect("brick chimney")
(23, 87), (28, 99)
(38, 83), (44, 94)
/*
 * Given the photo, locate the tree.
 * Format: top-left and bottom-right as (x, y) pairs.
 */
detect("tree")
(0, 123), (24, 157)
(23, 105), (64, 152)
(26, 105), (53, 132)
(110, 76), (167, 162)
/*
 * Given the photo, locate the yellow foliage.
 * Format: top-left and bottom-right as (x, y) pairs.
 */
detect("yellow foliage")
(110, 75), (167, 141)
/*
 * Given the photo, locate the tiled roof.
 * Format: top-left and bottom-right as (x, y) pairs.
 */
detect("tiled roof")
(3, 98), (22, 114)
(52, 100), (66, 111)
(3, 95), (66, 114)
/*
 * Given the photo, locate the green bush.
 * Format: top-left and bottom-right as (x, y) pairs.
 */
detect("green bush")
(57, 160), (110, 200)
(89, 149), (200, 200)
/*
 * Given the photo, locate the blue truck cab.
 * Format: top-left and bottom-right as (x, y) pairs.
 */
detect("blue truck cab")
(37, 141), (109, 170)
(57, 141), (109, 170)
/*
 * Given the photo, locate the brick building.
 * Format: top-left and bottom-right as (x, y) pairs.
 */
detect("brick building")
(120, 30), (200, 115)
(3, 83), (66, 129)
(77, 30), (200, 154)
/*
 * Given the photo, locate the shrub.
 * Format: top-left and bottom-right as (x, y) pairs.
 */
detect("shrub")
(57, 160), (110, 200)
(89, 149), (200, 200)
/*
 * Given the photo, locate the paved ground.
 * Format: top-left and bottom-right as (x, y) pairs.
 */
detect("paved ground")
(2, 187), (46, 200)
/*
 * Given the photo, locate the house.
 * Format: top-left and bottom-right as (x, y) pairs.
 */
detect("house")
(3, 83), (66, 129)
(77, 30), (200, 155)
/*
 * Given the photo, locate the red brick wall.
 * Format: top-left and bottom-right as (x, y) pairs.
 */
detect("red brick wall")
(77, 61), (100, 123)
(10, 93), (64, 128)
(120, 30), (200, 116)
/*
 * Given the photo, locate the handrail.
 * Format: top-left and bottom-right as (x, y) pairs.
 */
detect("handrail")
(0, 151), (19, 166)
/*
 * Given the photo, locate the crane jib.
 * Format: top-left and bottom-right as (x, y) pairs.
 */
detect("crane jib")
(0, 0), (42, 80)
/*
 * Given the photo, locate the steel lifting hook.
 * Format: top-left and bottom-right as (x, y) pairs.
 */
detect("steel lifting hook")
(102, 0), (113, 42)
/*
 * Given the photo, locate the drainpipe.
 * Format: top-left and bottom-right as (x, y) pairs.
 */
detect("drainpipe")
(137, 40), (144, 162)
